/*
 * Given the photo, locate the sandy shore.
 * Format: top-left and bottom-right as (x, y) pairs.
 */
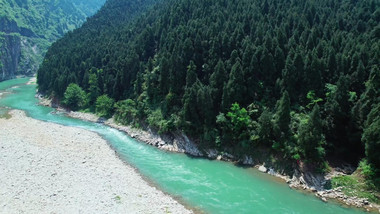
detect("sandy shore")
(0, 110), (192, 214)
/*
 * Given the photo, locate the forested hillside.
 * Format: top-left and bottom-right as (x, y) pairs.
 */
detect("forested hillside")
(0, 0), (105, 80)
(38, 0), (379, 178)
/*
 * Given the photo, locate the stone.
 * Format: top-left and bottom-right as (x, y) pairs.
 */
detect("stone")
(242, 155), (253, 165)
(258, 166), (267, 173)
(206, 149), (218, 159)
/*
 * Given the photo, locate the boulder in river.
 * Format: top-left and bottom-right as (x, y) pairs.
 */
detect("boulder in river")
(258, 165), (267, 173)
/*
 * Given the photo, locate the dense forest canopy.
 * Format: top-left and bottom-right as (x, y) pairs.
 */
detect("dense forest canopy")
(38, 0), (380, 173)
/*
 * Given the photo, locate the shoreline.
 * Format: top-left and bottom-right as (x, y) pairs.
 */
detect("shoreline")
(0, 109), (193, 214)
(35, 82), (379, 212)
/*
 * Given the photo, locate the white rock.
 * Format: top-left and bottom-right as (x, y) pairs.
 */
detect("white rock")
(258, 165), (267, 173)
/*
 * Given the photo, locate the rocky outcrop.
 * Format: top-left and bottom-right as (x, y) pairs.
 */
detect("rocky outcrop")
(0, 17), (21, 34)
(105, 120), (204, 157)
(0, 17), (37, 37)
(0, 34), (21, 81)
(316, 188), (373, 210)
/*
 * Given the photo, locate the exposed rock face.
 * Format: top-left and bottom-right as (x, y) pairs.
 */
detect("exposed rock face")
(105, 120), (204, 157)
(0, 34), (21, 81)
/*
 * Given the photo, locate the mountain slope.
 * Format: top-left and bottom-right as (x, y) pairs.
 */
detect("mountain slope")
(38, 0), (380, 173)
(0, 0), (105, 81)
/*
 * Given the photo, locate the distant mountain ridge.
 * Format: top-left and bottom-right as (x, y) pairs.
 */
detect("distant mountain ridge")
(0, 0), (106, 81)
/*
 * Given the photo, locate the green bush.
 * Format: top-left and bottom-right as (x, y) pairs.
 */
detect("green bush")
(359, 159), (376, 179)
(147, 109), (176, 134)
(63, 83), (87, 111)
(95, 94), (114, 118)
(114, 99), (138, 125)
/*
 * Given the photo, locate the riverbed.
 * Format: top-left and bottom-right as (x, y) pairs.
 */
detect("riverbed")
(0, 109), (191, 213)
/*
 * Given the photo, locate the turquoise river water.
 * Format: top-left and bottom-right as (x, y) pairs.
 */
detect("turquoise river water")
(0, 78), (367, 214)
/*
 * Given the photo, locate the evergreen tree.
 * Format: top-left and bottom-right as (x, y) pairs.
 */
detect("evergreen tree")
(298, 105), (326, 163)
(210, 60), (226, 111)
(222, 59), (246, 110)
(258, 109), (273, 145)
(88, 72), (100, 105)
(353, 66), (380, 126)
(159, 55), (170, 96)
(273, 91), (291, 148)
(362, 102), (380, 171)
(186, 61), (197, 88)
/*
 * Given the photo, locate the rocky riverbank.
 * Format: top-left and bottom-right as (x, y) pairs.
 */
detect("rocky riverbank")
(0, 110), (192, 214)
(37, 93), (380, 213)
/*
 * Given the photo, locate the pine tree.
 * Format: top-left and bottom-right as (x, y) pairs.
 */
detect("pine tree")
(298, 104), (326, 163)
(258, 109), (273, 145)
(273, 91), (291, 148)
(353, 66), (380, 126)
(325, 74), (359, 159)
(88, 72), (100, 105)
(159, 55), (170, 96)
(222, 59), (246, 110)
(210, 60), (226, 112)
(362, 102), (380, 170)
(186, 60), (197, 88)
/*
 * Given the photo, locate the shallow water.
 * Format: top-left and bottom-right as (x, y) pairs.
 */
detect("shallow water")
(0, 78), (366, 214)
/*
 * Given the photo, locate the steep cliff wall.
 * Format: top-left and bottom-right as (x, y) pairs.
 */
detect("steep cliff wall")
(0, 34), (21, 81)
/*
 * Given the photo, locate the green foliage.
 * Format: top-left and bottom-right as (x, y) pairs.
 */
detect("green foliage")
(331, 174), (380, 204)
(226, 103), (251, 138)
(297, 105), (326, 164)
(273, 91), (291, 149)
(363, 102), (380, 171)
(186, 61), (197, 88)
(114, 99), (138, 125)
(331, 175), (358, 188)
(95, 94), (114, 118)
(325, 84), (337, 98)
(63, 83), (87, 111)
(258, 109), (273, 145)
(306, 91), (323, 109)
(88, 71), (100, 105)
(358, 159), (376, 179)
(217, 103), (252, 148)
(353, 66), (380, 126)
(147, 109), (177, 134)
(222, 60), (246, 110)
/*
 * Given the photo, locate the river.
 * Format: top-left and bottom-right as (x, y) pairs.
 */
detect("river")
(0, 78), (366, 214)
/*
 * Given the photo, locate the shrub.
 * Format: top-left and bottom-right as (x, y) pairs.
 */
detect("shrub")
(63, 83), (87, 111)
(114, 99), (138, 125)
(95, 94), (114, 118)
